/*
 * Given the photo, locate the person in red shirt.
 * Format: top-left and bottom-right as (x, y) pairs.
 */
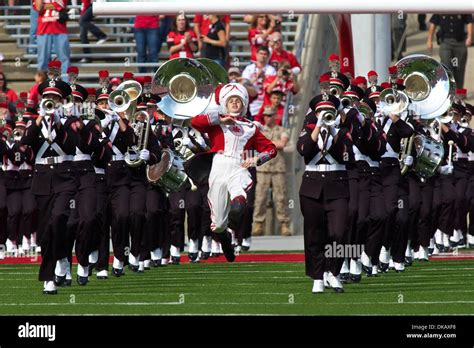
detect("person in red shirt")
(77, 0), (108, 63)
(167, 14), (198, 59)
(268, 31), (302, 75)
(255, 90), (285, 126)
(0, 72), (18, 106)
(34, 0), (70, 75)
(27, 70), (47, 106)
(248, 14), (276, 62)
(134, 15), (160, 73)
(194, 14), (231, 51)
(263, 60), (300, 106)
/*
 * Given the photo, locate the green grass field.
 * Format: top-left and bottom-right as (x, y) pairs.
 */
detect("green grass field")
(1, 259), (474, 315)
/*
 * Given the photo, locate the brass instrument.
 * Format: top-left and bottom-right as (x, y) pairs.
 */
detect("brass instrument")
(329, 84), (343, 99)
(108, 80), (142, 119)
(40, 99), (56, 115)
(447, 140), (455, 167)
(358, 103), (374, 120)
(125, 110), (151, 168)
(340, 95), (353, 109)
(400, 134), (415, 175)
(379, 88), (409, 115)
(320, 109), (337, 127)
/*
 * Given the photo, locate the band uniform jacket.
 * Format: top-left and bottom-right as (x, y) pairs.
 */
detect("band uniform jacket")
(21, 117), (78, 195)
(297, 111), (355, 201)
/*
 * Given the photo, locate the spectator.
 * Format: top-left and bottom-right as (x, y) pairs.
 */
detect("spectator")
(27, 70), (47, 106)
(34, 0), (70, 76)
(263, 60), (300, 106)
(268, 31), (302, 75)
(0, 72), (18, 105)
(242, 46), (276, 117)
(199, 15), (227, 67)
(134, 15), (160, 73)
(252, 109), (291, 236)
(248, 14), (276, 62)
(166, 14), (198, 59)
(28, 1), (38, 55)
(391, 13), (407, 60)
(427, 14), (473, 88)
(227, 66), (258, 99)
(157, 15), (173, 55)
(418, 14), (427, 31)
(78, 0), (108, 63)
(255, 90), (285, 126)
(194, 14), (231, 51)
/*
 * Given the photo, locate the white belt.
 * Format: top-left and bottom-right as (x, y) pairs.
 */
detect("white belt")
(305, 164), (346, 172)
(6, 164), (19, 171)
(94, 167), (105, 175)
(74, 154), (92, 161)
(457, 154), (468, 159)
(111, 154), (125, 161)
(35, 155), (74, 165)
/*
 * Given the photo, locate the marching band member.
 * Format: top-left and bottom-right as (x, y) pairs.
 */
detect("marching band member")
(297, 94), (354, 293)
(191, 83), (277, 262)
(0, 112), (9, 260)
(21, 73), (77, 294)
(465, 103), (474, 248)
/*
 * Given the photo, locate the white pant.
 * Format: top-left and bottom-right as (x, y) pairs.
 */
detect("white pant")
(208, 154), (253, 233)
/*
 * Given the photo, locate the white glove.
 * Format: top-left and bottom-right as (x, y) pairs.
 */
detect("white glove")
(139, 149), (150, 161)
(316, 114), (324, 128)
(356, 111), (365, 124)
(39, 106), (47, 117)
(439, 164), (453, 175)
(328, 125), (338, 137)
(404, 155), (414, 166)
(53, 111), (62, 124)
(181, 137), (191, 147)
(68, 8), (78, 19)
(449, 123), (458, 132)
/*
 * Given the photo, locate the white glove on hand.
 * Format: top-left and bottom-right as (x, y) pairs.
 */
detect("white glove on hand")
(439, 164), (453, 175)
(316, 114), (324, 128)
(53, 111), (62, 125)
(39, 107), (47, 117)
(449, 123), (458, 132)
(181, 137), (191, 147)
(139, 149), (150, 161)
(404, 155), (414, 166)
(68, 8), (78, 19)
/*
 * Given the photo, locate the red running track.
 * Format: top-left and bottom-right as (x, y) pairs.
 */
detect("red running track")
(1, 253), (473, 265)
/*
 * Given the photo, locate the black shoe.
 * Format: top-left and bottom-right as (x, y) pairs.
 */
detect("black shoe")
(129, 264), (139, 272)
(339, 272), (349, 283)
(428, 247), (434, 256)
(201, 252), (210, 260)
(332, 287), (344, 293)
(395, 269), (405, 273)
(188, 252), (199, 263)
(378, 262), (389, 273)
(112, 268), (124, 277)
(170, 256), (181, 265)
(64, 279), (72, 287)
(241, 245), (250, 252)
(362, 264), (372, 276)
(43, 289), (58, 295)
(217, 231), (235, 262)
(210, 252), (222, 258)
(436, 243), (445, 252)
(349, 273), (362, 283)
(77, 275), (89, 286)
(54, 274), (66, 287)
(152, 259), (162, 267)
(404, 257), (413, 267)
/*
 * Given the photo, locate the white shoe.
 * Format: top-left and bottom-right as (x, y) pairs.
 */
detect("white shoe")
(0, 249), (5, 259)
(144, 260), (151, 269)
(326, 272), (344, 292)
(379, 246), (390, 264)
(113, 256), (124, 270)
(43, 281), (57, 294)
(138, 261), (144, 272)
(211, 239), (220, 254)
(418, 246), (429, 261)
(340, 258), (350, 274)
(201, 236), (212, 253)
(312, 280), (324, 293)
(96, 270), (108, 278)
(188, 239), (199, 254)
(77, 264), (89, 277)
(361, 251), (372, 268)
(432, 245), (440, 255)
(89, 250), (99, 264)
(449, 230), (461, 244)
(468, 234), (474, 245)
(434, 229), (443, 245)
(36, 246), (41, 253)
(371, 265), (378, 276)
(429, 238), (435, 249)
(21, 235), (30, 252)
(442, 233), (451, 248)
(6, 239), (17, 254)
(55, 257), (68, 277)
(128, 253), (139, 266)
(349, 259), (362, 275)
(161, 258), (169, 266)
(405, 244), (413, 259)
(150, 247), (162, 261)
(96, 36), (108, 45)
(394, 261), (405, 272)
(413, 250), (420, 260)
(234, 245), (241, 255)
(389, 257), (394, 269)
(242, 237), (252, 250)
(170, 245), (181, 258)
(323, 271), (330, 288)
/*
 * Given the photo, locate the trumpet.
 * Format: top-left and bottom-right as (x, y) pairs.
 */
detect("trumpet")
(40, 99), (56, 115)
(12, 128), (24, 142)
(108, 80), (142, 120)
(320, 109), (337, 127)
(379, 88), (409, 115)
(340, 96), (353, 109)
(329, 84), (343, 98)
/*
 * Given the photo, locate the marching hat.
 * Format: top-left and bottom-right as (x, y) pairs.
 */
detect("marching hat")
(123, 71), (134, 80)
(71, 83), (88, 101)
(67, 66), (79, 75)
(48, 60), (62, 69)
(328, 71), (350, 90)
(367, 70), (378, 78)
(354, 76), (367, 87)
(366, 85), (384, 99)
(329, 53), (339, 61)
(38, 79), (72, 98)
(309, 93), (340, 112)
(360, 97), (377, 113)
(451, 102), (466, 115)
(343, 84), (365, 100)
(465, 103), (474, 116)
(95, 86), (110, 102)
